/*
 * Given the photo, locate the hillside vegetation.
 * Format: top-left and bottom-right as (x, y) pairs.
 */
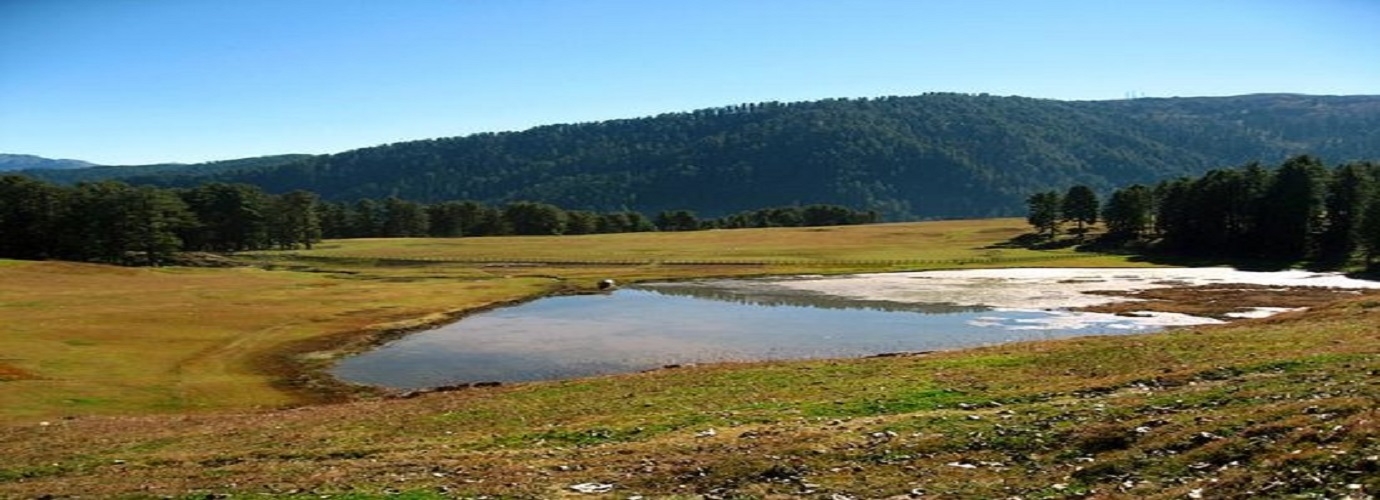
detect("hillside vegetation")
(2, 220), (1378, 498)
(17, 93), (1380, 219)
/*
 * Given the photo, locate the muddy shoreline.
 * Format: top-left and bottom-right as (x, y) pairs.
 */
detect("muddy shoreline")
(264, 283), (601, 403)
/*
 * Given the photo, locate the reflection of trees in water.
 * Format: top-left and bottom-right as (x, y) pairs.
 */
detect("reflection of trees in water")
(634, 283), (988, 315)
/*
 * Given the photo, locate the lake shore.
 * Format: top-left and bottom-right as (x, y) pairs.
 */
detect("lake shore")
(768, 267), (1380, 321)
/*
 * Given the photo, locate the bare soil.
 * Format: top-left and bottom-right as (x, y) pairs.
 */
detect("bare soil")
(1080, 283), (1374, 319)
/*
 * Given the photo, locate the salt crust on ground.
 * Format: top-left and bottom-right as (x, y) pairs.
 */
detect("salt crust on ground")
(769, 268), (1380, 329)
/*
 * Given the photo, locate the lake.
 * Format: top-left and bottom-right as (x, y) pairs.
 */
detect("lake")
(329, 266), (1380, 390)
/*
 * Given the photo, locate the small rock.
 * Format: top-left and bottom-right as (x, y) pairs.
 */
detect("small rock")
(695, 428), (717, 438)
(569, 482), (614, 494)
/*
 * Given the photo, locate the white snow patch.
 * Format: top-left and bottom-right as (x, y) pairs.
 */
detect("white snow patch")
(772, 267), (1379, 310)
(1225, 307), (1306, 319)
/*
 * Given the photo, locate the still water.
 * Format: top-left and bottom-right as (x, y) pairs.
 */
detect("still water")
(331, 279), (1178, 389)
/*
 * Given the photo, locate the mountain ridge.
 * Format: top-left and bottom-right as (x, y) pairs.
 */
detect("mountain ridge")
(0, 153), (96, 171)
(16, 93), (1380, 219)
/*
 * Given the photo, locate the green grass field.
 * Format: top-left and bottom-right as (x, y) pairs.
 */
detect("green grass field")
(3, 218), (1375, 498)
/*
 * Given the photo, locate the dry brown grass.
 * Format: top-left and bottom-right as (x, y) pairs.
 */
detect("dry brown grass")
(0, 260), (561, 423)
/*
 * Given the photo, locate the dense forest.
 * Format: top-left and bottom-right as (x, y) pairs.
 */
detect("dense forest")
(15, 93), (1380, 220)
(1029, 155), (1380, 268)
(0, 175), (876, 266)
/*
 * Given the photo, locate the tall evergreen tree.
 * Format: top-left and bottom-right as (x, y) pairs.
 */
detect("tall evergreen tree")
(1061, 185), (1099, 239)
(1100, 184), (1154, 241)
(317, 201), (351, 239)
(127, 186), (195, 265)
(1317, 162), (1375, 263)
(1153, 178), (1193, 248)
(1025, 191), (1062, 239)
(1254, 155), (1330, 260)
(269, 190), (322, 249)
(381, 197), (429, 237)
(655, 210), (700, 232)
(61, 181), (192, 265)
(1186, 169), (1263, 254)
(503, 201), (567, 235)
(1360, 191), (1380, 267)
(348, 199), (383, 237)
(564, 210), (600, 235)
(0, 175), (66, 259)
(179, 183), (271, 252)
(425, 201), (469, 237)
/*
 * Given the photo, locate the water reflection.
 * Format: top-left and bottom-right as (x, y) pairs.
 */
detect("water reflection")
(636, 280), (989, 314)
(331, 283), (1158, 390)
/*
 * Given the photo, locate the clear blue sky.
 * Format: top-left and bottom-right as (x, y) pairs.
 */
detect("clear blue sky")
(2, 0), (1377, 165)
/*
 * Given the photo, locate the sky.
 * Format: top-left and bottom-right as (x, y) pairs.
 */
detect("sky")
(2, 0), (1378, 165)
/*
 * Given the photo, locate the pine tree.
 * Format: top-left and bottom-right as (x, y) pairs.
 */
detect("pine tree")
(1101, 184), (1153, 241)
(1061, 185), (1099, 239)
(1026, 191), (1062, 239)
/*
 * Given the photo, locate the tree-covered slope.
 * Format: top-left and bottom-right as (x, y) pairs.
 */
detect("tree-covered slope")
(40, 93), (1380, 219)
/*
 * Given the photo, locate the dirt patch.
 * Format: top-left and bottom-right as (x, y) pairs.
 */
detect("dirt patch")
(0, 362), (39, 381)
(1078, 284), (1373, 320)
(166, 252), (246, 268)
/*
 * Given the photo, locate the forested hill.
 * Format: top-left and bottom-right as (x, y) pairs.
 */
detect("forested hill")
(42, 93), (1380, 219)
(16, 154), (315, 185)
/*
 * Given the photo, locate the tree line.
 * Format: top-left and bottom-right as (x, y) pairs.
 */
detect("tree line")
(0, 175), (878, 266)
(1027, 155), (1380, 267)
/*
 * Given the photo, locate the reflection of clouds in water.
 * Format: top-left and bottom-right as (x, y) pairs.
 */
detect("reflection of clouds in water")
(636, 281), (989, 314)
(967, 309), (1223, 331)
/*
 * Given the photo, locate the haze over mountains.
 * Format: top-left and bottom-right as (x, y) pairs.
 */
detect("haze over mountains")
(0, 154), (96, 171)
(12, 93), (1380, 219)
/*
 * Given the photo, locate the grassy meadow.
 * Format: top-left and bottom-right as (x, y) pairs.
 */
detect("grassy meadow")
(3, 219), (1126, 424)
(2, 218), (1377, 498)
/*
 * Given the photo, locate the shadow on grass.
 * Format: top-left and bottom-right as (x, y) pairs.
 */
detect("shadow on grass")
(1122, 254), (1298, 272)
(990, 231), (1369, 274)
(986, 233), (1082, 250)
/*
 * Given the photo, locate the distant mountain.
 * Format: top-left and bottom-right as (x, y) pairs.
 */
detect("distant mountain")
(0, 154), (97, 171)
(17, 94), (1380, 219)
(17, 154), (317, 185)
